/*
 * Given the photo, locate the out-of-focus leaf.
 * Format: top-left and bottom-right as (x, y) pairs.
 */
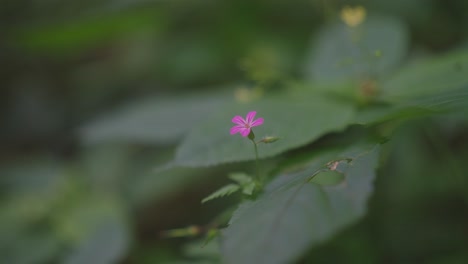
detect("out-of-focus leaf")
(159, 37), (229, 85)
(220, 145), (379, 264)
(12, 9), (163, 54)
(58, 199), (130, 264)
(80, 144), (131, 181)
(381, 51), (468, 111)
(175, 95), (354, 166)
(184, 238), (220, 259)
(305, 15), (409, 82)
(0, 159), (68, 264)
(0, 232), (61, 264)
(354, 104), (436, 125)
(127, 160), (222, 207)
(201, 184), (240, 204)
(0, 159), (68, 225)
(79, 93), (230, 145)
(355, 50), (468, 124)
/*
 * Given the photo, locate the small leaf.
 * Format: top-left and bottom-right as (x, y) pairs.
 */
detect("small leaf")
(202, 229), (219, 248)
(228, 173), (253, 186)
(201, 184), (240, 204)
(160, 226), (201, 238)
(241, 182), (256, 196)
(229, 173), (256, 196)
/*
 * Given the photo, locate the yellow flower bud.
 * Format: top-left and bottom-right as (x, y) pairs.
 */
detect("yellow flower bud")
(340, 6), (366, 28)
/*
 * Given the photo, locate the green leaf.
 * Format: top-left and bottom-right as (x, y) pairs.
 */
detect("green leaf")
(175, 96), (354, 166)
(310, 171), (345, 186)
(201, 184), (240, 204)
(58, 199), (130, 264)
(0, 232), (61, 264)
(241, 182), (256, 196)
(356, 50), (468, 123)
(220, 145), (380, 264)
(80, 93), (229, 145)
(229, 173), (256, 195)
(380, 51), (468, 113)
(228, 173), (253, 185)
(12, 9), (163, 54)
(183, 238), (221, 263)
(381, 51), (468, 103)
(202, 229), (220, 248)
(354, 103), (436, 125)
(305, 15), (409, 82)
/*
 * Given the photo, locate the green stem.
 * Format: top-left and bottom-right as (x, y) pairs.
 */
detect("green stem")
(251, 139), (261, 183)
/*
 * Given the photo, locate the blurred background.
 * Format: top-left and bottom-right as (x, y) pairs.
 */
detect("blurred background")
(1, 0), (468, 263)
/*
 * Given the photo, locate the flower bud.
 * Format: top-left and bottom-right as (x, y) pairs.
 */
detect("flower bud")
(259, 136), (280, 144)
(248, 130), (256, 140)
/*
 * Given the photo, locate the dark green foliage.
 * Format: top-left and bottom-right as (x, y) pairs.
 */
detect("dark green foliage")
(1, 1), (468, 263)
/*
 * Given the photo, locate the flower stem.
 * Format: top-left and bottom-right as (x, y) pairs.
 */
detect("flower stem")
(251, 139), (261, 183)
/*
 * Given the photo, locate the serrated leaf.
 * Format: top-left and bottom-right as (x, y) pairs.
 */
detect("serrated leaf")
(241, 182), (256, 196)
(175, 96), (354, 167)
(305, 15), (409, 82)
(220, 145), (379, 264)
(228, 173), (253, 185)
(201, 184), (240, 204)
(229, 173), (256, 195)
(80, 93), (228, 145)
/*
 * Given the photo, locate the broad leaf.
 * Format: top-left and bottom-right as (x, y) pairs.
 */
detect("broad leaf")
(310, 171), (345, 186)
(220, 145), (379, 264)
(355, 50), (468, 124)
(60, 200), (130, 264)
(80, 93), (229, 145)
(381, 51), (468, 111)
(354, 103), (436, 125)
(305, 15), (408, 82)
(175, 96), (354, 166)
(382, 51), (468, 100)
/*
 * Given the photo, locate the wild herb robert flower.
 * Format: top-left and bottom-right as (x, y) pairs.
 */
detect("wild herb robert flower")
(230, 111), (264, 137)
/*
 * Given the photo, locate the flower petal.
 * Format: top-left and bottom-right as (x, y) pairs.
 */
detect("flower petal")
(232, 115), (245, 125)
(245, 111), (257, 124)
(230, 125), (244, 135)
(240, 127), (251, 137)
(251, 117), (264, 127)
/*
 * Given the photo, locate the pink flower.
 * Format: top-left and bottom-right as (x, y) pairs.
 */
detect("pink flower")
(230, 111), (264, 137)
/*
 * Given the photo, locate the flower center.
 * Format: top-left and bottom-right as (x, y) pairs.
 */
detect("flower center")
(244, 124), (251, 128)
